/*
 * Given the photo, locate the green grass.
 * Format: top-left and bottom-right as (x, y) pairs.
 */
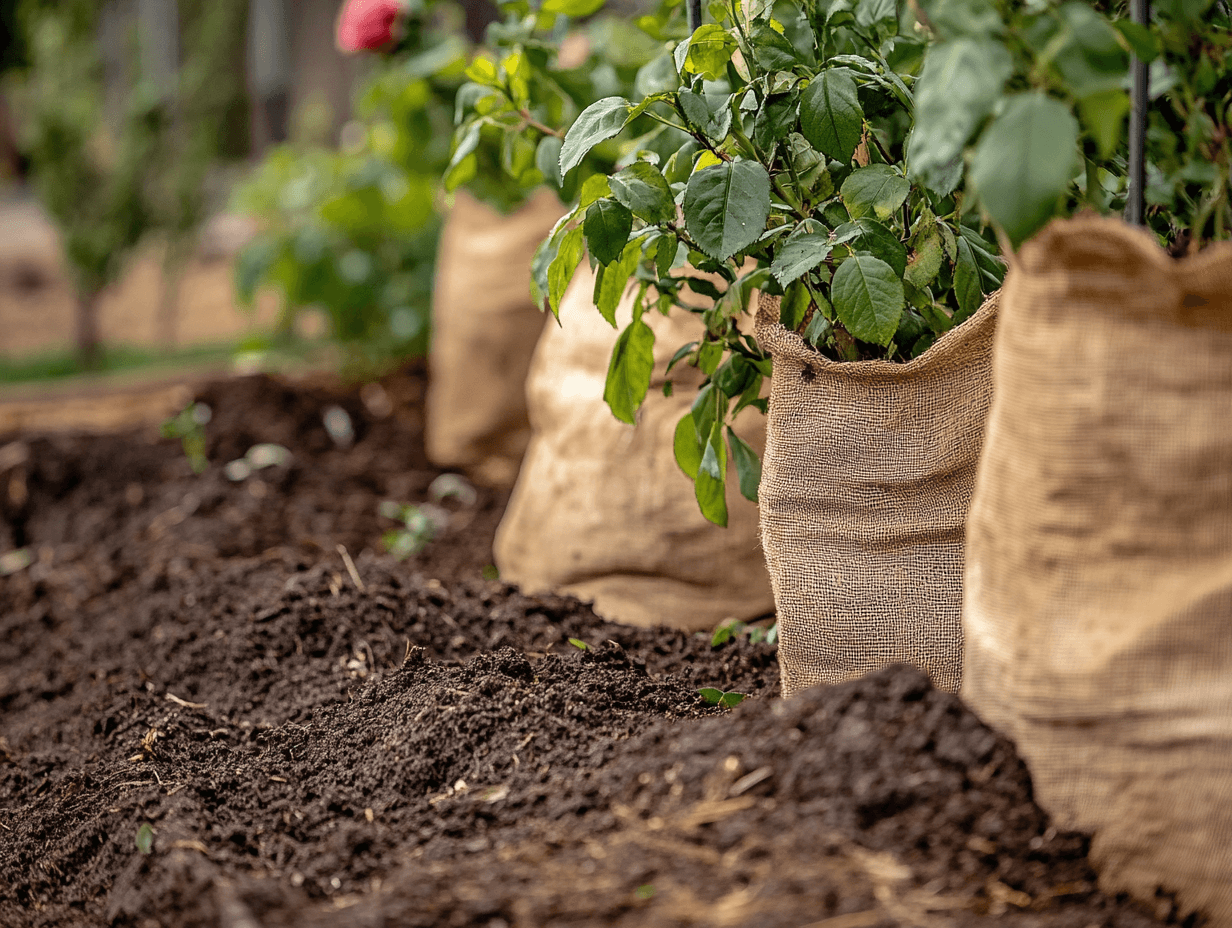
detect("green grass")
(0, 337), (338, 387)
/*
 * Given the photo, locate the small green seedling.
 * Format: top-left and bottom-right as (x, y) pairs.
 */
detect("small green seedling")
(161, 402), (212, 474)
(481, 564), (500, 581)
(135, 822), (154, 855)
(224, 443), (291, 482)
(378, 500), (450, 559)
(568, 638), (590, 651)
(0, 548), (33, 577)
(711, 618), (778, 648)
(698, 688), (747, 709)
(635, 884), (655, 900)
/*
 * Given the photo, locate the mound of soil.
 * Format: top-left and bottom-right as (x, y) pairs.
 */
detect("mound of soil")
(0, 365), (1182, 927)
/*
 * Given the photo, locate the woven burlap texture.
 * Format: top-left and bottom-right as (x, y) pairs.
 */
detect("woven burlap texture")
(494, 265), (774, 631)
(962, 216), (1232, 925)
(426, 188), (566, 487)
(756, 290), (998, 697)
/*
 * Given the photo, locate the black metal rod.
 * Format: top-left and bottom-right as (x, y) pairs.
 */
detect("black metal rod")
(687, 0), (702, 33)
(1127, 0), (1150, 226)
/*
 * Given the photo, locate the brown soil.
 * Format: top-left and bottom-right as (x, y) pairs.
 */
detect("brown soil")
(0, 365), (1188, 928)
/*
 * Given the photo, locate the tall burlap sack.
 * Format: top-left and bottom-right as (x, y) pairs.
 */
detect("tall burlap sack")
(493, 266), (775, 630)
(755, 291), (998, 697)
(962, 217), (1232, 925)
(426, 188), (566, 486)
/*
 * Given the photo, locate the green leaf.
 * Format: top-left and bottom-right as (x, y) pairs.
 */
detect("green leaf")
(136, 823), (154, 856)
(584, 199), (634, 266)
(683, 161), (772, 262)
(542, 0), (606, 14)
(841, 165), (910, 222)
(753, 93), (800, 154)
(770, 221), (832, 287)
(831, 255), (904, 346)
(684, 24), (737, 81)
(568, 637), (590, 650)
(969, 93), (1079, 248)
(1076, 90), (1130, 160)
(924, 0), (1003, 38)
(856, 0), (896, 27)
(560, 97), (631, 177)
(714, 355), (754, 398)
(536, 136), (564, 189)
(711, 624), (734, 647)
(594, 240), (643, 326)
(548, 227), (585, 319)
(679, 84), (733, 142)
(604, 317), (656, 424)
(799, 70), (863, 164)
(695, 421), (728, 527)
(1111, 20), (1159, 62)
(609, 162), (676, 224)
(907, 39), (1013, 195)
(727, 427), (761, 502)
(656, 235), (680, 278)
(952, 236), (983, 324)
(698, 687), (725, 705)
(779, 279), (811, 330)
(674, 413), (704, 479)
(718, 691), (747, 708)
(834, 219), (909, 277)
(445, 120), (483, 189)
(751, 22), (801, 71)
(1051, 3), (1128, 100)
(904, 217), (945, 289)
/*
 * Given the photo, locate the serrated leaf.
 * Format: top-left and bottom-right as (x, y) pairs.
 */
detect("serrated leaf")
(771, 221), (832, 286)
(904, 221), (945, 289)
(831, 255), (904, 346)
(679, 85), (733, 142)
(907, 39), (1013, 196)
(841, 165), (910, 221)
(548, 227), (585, 319)
(609, 162), (676, 224)
(683, 161), (772, 262)
(604, 317), (655, 424)
(800, 70), (863, 164)
(696, 421), (728, 527)
(751, 21), (801, 70)
(584, 199), (634, 266)
(970, 93), (1079, 247)
(674, 413), (704, 479)
(727, 427), (761, 502)
(560, 97), (631, 177)
(684, 24), (737, 80)
(753, 93), (800, 154)
(856, 0), (896, 26)
(834, 219), (908, 277)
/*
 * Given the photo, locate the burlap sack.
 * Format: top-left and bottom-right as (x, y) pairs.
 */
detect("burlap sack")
(962, 216), (1232, 925)
(493, 265), (775, 630)
(755, 291), (998, 697)
(426, 188), (566, 486)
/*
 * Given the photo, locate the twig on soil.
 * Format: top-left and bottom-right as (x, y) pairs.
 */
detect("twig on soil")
(166, 692), (208, 709)
(336, 544), (366, 593)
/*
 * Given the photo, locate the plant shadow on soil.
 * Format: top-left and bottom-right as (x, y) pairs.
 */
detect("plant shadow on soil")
(0, 363), (1194, 928)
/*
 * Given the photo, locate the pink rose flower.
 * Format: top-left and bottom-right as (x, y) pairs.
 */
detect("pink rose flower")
(336, 0), (407, 53)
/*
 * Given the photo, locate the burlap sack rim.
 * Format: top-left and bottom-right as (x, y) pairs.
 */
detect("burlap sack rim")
(1014, 215), (1232, 332)
(755, 290), (1000, 382)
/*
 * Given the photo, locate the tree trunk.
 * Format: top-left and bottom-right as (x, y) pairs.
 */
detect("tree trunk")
(76, 290), (102, 370)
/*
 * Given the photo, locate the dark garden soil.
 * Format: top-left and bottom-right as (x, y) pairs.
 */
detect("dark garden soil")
(0, 365), (1187, 928)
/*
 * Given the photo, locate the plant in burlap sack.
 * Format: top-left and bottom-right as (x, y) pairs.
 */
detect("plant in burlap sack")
(906, 0), (1231, 250)
(532, 0), (1005, 525)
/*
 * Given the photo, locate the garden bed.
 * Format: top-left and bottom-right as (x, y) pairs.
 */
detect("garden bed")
(0, 365), (1181, 927)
